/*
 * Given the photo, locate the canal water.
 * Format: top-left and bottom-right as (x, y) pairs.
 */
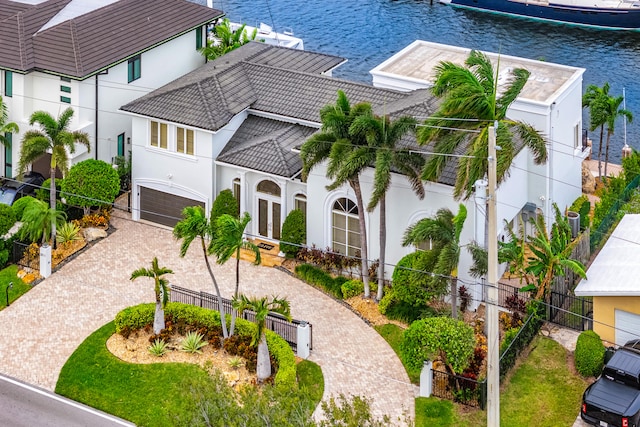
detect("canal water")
(193, 0), (640, 163)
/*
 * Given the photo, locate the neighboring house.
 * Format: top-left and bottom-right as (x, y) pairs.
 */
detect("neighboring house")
(575, 214), (640, 346)
(0, 0), (223, 176)
(122, 41), (585, 308)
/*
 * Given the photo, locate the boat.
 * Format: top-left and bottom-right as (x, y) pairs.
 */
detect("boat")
(439, 0), (640, 30)
(229, 22), (304, 50)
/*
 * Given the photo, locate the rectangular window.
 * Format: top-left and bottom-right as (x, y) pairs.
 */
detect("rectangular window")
(60, 85), (71, 93)
(574, 123), (580, 149)
(233, 178), (241, 216)
(117, 133), (125, 157)
(60, 76), (71, 82)
(127, 55), (141, 83)
(4, 71), (12, 97)
(150, 121), (167, 149)
(4, 133), (11, 178)
(176, 127), (194, 155)
(196, 27), (203, 50)
(60, 96), (71, 104)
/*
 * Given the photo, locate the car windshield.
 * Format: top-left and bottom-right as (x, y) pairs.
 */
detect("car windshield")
(0, 189), (17, 205)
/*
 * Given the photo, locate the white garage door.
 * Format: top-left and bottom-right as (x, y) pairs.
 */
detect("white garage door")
(615, 309), (640, 346)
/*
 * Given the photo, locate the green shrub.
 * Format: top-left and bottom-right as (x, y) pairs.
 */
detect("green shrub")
(623, 149), (640, 184)
(500, 327), (520, 355)
(385, 300), (431, 324)
(575, 330), (605, 377)
(61, 160), (120, 214)
(569, 195), (590, 230)
(400, 316), (475, 374)
(0, 203), (16, 236)
(12, 196), (37, 221)
(36, 178), (62, 203)
(378, 288), (395, 315)
(392, 250), (445, 306)
(295, 264), (345, 299)
(341, 279), (364, 299)
(280, 209), (306, 258)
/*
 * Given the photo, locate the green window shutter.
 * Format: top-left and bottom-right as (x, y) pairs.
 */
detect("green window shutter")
(4, 71), (12, 97)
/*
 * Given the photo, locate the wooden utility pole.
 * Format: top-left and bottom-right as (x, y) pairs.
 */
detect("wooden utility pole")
(487, 124), (500, 426)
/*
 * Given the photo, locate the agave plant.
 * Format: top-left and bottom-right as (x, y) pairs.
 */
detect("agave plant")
(148, 338), (169, 357)
(180, 331), (208, 354)
(56, 221), (82, 245)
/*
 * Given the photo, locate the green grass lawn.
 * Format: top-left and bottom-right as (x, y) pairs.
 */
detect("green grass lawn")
(56, 321), (325, 426)
(0, 265), (31, 310)
(374, 323), (421, 383)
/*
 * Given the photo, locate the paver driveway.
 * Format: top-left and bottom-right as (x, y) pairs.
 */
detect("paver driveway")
(0, 214), (415, 423)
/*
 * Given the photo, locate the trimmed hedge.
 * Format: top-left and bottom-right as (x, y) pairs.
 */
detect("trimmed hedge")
(114, 303), (296, 388)
(341, 279), (364, 299)
(575, 330), (605, 377)
(280, 209), (306, 258)
(294, 263), (347, 299)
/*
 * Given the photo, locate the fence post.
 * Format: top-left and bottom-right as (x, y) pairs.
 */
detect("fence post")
(419, 360), (433, 397)
(296, 322), (311, 359)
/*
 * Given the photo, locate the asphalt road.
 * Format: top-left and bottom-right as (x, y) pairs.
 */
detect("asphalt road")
(0, 374), (134, 427)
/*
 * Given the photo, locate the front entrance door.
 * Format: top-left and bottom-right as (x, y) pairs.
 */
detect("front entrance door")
(258, 197), (281, 240)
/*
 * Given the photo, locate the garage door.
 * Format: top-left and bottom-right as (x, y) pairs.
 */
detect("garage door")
(139, 187), (204, 227)
(615, 309), (640, 346)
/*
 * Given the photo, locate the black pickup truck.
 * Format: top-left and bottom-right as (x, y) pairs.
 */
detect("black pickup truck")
(582, 340), (640, 427)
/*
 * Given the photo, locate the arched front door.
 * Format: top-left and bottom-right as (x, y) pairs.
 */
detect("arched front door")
(256, 180), (281, 240)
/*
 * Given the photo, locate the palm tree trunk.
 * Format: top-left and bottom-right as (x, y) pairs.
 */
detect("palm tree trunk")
(256, 333), (271, 383)
(153, 301), (165, 335)
(597, 125), (604, 181)
(349, 178), (370, 297)
(377, 195), (386, 301)
(229, 253), (241, 337)
(604, 131), (612, 178)
(50, 166), (57, 248)
(201, 237), (229, 338)
(451, 277), (458, 320)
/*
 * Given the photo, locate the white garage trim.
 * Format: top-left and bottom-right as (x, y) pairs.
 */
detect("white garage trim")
(615, 309), (640, 346)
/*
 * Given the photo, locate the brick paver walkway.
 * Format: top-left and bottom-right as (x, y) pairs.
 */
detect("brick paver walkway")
(0, 214), (414, 423)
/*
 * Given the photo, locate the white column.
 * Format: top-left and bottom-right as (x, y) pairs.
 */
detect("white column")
(296, 322), (311, 359)
(279, 179), (287, 226)
(419, 360), (433, 397)
(239, 171), (247, 216)
(39, 244), (52, 278)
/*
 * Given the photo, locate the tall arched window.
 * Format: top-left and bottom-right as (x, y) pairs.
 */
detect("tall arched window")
(294, 193), (306, 217)
(332, 197), (360, 257)
(232, 178), (241, 215)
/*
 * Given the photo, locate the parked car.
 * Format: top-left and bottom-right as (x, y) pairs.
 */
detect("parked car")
(0, 172), (45, 206)
(581, 340), (640, 427)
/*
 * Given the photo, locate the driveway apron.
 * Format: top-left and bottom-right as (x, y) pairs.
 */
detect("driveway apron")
(0, 214), (414, 422)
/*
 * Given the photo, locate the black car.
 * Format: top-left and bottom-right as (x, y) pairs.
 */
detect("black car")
(581, 340), (640, 427)
(0, 172), (45, 206)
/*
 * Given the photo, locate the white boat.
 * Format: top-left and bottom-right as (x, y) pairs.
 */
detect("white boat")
(229, 22), (304, 50)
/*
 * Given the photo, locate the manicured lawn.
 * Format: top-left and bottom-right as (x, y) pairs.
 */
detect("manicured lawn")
(56, 321), (325, 426)
(374, 323), (420, 383)
(0, 265), (31, 310)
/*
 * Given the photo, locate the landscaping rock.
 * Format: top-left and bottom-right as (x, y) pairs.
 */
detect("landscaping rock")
(83, 227), (107, 242)
(582, 163), (596, 193)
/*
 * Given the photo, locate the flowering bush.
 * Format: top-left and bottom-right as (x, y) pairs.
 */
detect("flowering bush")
(72, 209), (111, 228)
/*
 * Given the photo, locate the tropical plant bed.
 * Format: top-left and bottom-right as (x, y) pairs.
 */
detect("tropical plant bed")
(106, 329), (256, 388)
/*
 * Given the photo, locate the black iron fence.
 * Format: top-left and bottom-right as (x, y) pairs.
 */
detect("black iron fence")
(431, 369), (487, 409)
(169, 285), (312, 352)
(499, 313), (543, 380)
(12, 240), (30, 268)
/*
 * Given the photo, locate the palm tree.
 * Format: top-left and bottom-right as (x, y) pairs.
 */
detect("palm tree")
(173, 205), (229, 338)
(210, 212), (261, 336)
(300, 91), (374, 297)
(0, 95), (19, 145)
(583, 83), (610, 181)
(199, 18), (257, 61)
(523, 204), (587, 301)
(350, 112), (424, 300)
(17, 108), (90, 245)
(19, 199), (66, 245)
(130, 257), (173, 334)
(417, 50), (547, 200)
(601, 91), (633, 178)
(232, 294), (291, 383)
(402, 204), (467, 319)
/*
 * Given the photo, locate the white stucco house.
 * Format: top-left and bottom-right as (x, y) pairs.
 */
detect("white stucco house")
(121, 40), (586, 307)
(0, 0), (223, 176)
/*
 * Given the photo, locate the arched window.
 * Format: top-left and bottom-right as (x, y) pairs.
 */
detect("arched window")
(257, 180), (281, 197)
(232, 178), (241, 215)
(294, 193), (306, 216)
(332, 197), (360, 257)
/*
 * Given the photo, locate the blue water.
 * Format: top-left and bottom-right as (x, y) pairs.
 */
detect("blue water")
(193, 0), (640, 163)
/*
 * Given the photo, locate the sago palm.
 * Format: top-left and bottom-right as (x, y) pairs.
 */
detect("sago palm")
(300, 91), (374, 296)
(232, 294), (291, 383)
(18, 108), (90, 246)
(173, 205), (229, 338)
(402, 204), (467, 319)
(210, 212), (261, 336)
(130, 257), (173, 334)
(417, 50), (547, 200)
(350, 112), (423, 300)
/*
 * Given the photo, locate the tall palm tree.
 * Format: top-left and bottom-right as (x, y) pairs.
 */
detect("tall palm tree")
(173, 205), (229, 338)
(583, 83), (610, 181)
(0, 95), (19, 145)
(300, 91), (374, 297)
(402, 204), (467, 319)
(350, 112), (424, 301)
(17, 108), (90, 245)
(130, 257), (173, 334)
(524, 204), (587, 301)
(417, 50), (547, 200)
(199, 18), (257, 61)
(210, 212), (261, 336)
(601, 91), (633, 178)
(232, 294), (291, 383)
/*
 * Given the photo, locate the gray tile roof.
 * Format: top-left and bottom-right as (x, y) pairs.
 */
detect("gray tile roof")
(0, 0), (223, 77)
(218, 115), (315, 177)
